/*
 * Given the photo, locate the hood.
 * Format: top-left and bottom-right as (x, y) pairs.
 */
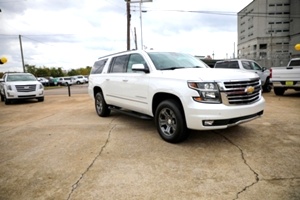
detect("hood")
(8, 81), (42, 85)
(158, 68), (259, 82)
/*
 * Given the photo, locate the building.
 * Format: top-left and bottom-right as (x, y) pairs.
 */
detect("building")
(237, 0), (300, 68)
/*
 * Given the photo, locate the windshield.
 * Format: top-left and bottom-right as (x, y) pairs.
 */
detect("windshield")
(147, 52), (208, 70)
(7, 74), (37, 82)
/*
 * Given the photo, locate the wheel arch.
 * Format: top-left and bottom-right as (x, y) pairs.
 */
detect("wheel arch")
(93, 86), (103, 97)
(152, 92), (185, 117)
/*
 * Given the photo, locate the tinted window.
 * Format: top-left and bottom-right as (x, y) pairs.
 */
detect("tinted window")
(289, 60), (300, 66)
(215, 61), (239, 69)
(91, 59), (108, 74)
(241, 61), (252, 70)
(252, 62), (262, 70)
(109, 55), (129, 73)
(127, 54), (147, 72)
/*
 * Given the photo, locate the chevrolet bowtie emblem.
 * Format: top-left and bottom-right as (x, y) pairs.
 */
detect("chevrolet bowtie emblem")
(245, 86), (255, 94)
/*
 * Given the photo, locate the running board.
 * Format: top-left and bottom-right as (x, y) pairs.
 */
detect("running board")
(108, 106), (152, 120)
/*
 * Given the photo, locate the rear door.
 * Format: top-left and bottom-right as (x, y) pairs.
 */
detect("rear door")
(104, 54), (129, 106)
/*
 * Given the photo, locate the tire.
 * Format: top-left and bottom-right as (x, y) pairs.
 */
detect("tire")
(274, 87), (285, 96)
(155, 99), (189, 143)
(262, 78), (272, 93)
(95, 92), (110, 117)
(38, 97), (44, 102)
(0, 94), (4, 102)
(3, 93), (11, 105)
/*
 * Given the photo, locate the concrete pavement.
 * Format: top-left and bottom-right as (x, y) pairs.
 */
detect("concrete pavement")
(0, 91), (299, 200)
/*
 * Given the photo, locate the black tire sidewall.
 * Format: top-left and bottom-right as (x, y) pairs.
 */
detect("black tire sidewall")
(95, 92), (110, 117)
(155, 99), (188, 143)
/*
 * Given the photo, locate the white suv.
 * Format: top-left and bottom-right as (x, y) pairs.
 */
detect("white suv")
(0, 72), (44, 104)
(72, 75), (88, 84)
(88, 50), (265, 143)
(57, 77), (73, 86)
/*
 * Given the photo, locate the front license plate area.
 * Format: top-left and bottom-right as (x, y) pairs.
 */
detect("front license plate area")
(285, 81), (293, 86)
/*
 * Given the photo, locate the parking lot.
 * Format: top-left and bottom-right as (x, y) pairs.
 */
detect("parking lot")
(0, 85), (299, 200)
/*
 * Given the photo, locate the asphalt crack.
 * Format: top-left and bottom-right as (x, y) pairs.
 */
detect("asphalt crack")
(215, 131), (259, 200)
(66, 124), (116, 200)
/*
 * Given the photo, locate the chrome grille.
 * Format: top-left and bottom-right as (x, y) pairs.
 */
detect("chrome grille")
(16, 85), (37, 92)
(220, 79), (261, 105)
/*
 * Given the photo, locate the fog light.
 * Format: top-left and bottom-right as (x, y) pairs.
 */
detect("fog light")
(204, 120), (214, 126)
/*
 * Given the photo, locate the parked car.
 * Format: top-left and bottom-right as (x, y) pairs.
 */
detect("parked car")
(37, 77), (49, 86)
(71, 75), (88, 84)
(47, 77), (59, 86)
(0, 72), (44, 104)
(88, 50), (265, 143)
(214, 59), (272, 92)
(57, 77), (73, 86)
(270, 58), (300, 95)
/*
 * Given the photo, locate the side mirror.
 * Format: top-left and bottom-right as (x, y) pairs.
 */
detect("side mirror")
(262, 67), (267, 72)
(0, 79), (3, 82)
(132, 64), (149, 73)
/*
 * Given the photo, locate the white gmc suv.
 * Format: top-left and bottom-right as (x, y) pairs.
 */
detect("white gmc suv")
(88, 50), (265, 143)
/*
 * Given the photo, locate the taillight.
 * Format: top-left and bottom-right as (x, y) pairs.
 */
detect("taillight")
(269, 68), (272, 78)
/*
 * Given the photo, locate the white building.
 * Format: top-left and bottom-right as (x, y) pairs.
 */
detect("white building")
(237, 0), (300, 68)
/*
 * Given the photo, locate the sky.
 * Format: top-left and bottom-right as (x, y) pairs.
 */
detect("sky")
(0, 0), (253, 72)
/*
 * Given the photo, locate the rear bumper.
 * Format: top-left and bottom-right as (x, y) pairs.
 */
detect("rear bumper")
(272, 81), (300, 88)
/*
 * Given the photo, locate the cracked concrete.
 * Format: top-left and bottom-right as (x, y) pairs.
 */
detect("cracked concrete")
(67, 125), (115, 200)
(216, 132), (260, 200)
(0, 88), (299, 200)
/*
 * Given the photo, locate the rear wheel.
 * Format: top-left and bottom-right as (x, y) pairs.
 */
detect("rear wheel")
(95, 92), (110, 117)
(155, 99), (189, 143)
(274, 87), (285, 96)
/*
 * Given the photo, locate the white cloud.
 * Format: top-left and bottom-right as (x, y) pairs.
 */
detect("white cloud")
(0, 0), (253, 73)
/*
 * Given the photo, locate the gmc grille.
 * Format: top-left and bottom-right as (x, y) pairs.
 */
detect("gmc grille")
(220, 79), (261, 105)
(16, 85), (37, 92)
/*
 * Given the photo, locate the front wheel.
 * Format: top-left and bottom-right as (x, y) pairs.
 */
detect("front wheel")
(274, 87), (285, 96)
(263, 78), (272, 93)
(155, 99), (189, 143)
(3, 93), (11, 105)
(95, 92), (110, 117)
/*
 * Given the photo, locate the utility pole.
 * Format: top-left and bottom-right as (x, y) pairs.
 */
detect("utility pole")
(126, 0), (131, 50)
(134, 27), (137, 50)
(19, 35), (25, 72)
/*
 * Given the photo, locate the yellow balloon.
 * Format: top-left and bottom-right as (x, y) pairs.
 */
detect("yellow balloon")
(0, 57), (8, 64)
(295, 44), (300, 51)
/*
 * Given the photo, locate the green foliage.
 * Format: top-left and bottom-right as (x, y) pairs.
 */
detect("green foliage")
(23, 65), (91, 78)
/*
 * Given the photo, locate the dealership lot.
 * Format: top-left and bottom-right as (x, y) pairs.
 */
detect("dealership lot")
(0, 86), (299, 200)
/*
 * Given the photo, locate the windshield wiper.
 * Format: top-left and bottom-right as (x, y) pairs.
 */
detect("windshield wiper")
(160, 67), (185, 70)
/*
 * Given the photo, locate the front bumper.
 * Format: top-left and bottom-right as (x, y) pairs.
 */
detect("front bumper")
(185, 97), (265, 130)
(5, 90), (44, 100)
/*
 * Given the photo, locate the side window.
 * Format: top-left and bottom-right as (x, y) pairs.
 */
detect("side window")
(228, 61), (239, 69)
(109, 55), (129, 73)
(91, 59), (108, 74)
(252, 62), (262, 70)
(242, 61), (252, 70)
(127, 54), (147, 72)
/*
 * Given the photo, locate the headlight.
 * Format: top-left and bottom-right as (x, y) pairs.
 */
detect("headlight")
(7, 85), (13, 91)
(188, 82), (221, 103)
(39, 84), (44, 89)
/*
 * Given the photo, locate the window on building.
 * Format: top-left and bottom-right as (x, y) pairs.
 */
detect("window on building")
(259, 52), (267, 58)
(259, 44), (267, 49)
(253, 45), (257, 50)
